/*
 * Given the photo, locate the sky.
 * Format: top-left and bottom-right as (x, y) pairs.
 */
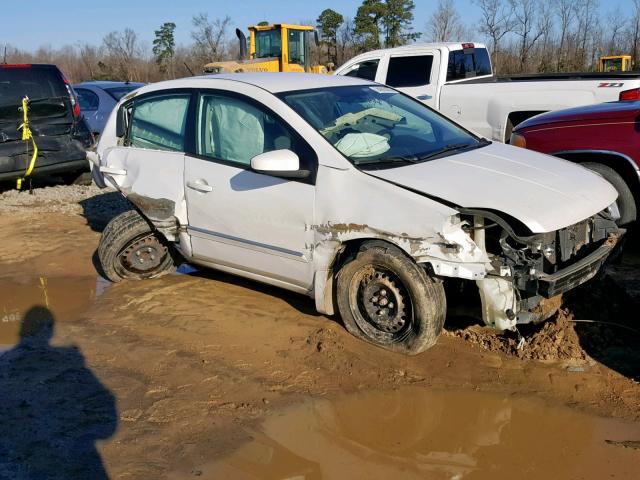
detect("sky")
(0, 0), (632, 51)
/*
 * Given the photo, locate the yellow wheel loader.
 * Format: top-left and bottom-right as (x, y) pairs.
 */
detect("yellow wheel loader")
(203, 24), (329, 74)
(598, 55), (633, 72)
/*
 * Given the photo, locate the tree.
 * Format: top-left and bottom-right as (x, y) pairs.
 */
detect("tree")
(191, 13), (231, 64)
(475, 0), (514, 66)
(153, 22), (176, 76)
(427, 0), (465, 42)
(102, 28), (143, 80)
(554, 0), (573, 71)
(354, 0), (386, 51)
(383, 0), (419, 47)
(509, 0), (544, 71)
(317, 9), (344, 65)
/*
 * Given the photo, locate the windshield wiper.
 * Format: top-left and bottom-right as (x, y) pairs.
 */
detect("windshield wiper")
(353, 155), (419, 166)
(415, 141), (489, 162)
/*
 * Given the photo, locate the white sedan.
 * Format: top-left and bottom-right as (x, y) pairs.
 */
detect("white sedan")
(89, 73), (621, 354)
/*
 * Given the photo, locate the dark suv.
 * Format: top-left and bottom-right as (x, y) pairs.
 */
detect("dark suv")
(0, 64), (92, 185)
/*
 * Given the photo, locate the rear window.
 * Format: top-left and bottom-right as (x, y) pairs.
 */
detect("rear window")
(386, 55), (433, 87)
(105, 86), (140, 101)
(447, 48), (492, 82)
(75, 88), (99, 111)
(0, 66), (67, 107)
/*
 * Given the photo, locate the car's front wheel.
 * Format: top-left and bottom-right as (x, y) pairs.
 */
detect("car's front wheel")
(336, 241), (446, 355)
(582, 162), (637, 225)
(98, 210), (177, 282)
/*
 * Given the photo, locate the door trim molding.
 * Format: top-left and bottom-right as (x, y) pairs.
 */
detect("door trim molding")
(188, 226), (309, 263)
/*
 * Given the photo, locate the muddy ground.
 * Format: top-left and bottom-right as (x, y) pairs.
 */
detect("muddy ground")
(1, 184), (639, 479)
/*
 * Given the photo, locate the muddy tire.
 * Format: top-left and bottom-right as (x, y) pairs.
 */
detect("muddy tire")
(336, 242), (446, 355)
(582, 162), (636, 225)
(98, 210), (176, 282)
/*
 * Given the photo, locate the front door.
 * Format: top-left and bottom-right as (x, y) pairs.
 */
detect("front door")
(184, 91), (315, 291)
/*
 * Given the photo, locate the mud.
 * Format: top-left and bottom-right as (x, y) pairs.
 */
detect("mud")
(1, 186), (640, 478)
(187, 388), (640, 479)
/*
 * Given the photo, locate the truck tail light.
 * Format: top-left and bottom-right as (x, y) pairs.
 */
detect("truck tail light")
(619, 88), (640, 101)
(509, 132), (527, 148)
(62, 77), (81, 118)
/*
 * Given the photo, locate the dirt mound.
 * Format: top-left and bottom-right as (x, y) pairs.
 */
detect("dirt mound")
(446, 310), (587, 362)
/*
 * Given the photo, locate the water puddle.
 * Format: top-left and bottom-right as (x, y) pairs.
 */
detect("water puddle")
(192, 387), (640, 479)
(0, 275), (103, 353)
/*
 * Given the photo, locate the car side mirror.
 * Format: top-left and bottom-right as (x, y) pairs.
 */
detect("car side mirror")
(115, 107), (126, 137)
(250, 149), (309, 179)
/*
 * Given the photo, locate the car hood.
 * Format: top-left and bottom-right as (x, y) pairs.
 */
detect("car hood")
(516, 100), (640, 130)
(366, 142), (617, 233)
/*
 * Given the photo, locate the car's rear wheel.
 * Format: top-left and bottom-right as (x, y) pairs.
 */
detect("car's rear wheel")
(98, 210), (176, 282)
(336, 242), (446, 355)
(582, 162), (636, 225)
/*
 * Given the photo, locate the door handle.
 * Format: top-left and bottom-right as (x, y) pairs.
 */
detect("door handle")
(416, 94), (432, 100)
(187, 180), (213, 193)
(99, 165), (127, 175)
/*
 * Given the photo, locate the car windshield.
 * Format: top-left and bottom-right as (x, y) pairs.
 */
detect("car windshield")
(105, 85), (140, 101)
(279, 85), (486, 168)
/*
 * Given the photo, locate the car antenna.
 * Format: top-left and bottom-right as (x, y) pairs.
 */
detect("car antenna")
(183, 62), (195, 76)
(2, 45), (6, 64)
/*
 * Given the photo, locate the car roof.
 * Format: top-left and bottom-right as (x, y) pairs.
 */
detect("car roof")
(131, 73), (375, 97)
(74, 81), (145, 88)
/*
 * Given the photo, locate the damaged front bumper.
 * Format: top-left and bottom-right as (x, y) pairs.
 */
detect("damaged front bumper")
(421, 212), (623, 331)
(537, 233), (620, 297)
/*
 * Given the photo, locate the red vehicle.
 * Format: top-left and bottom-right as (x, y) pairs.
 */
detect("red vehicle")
(510, 101), (640, 225)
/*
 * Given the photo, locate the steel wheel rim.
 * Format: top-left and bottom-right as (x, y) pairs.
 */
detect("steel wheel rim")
(118, 233), (168, 275)
(348, 264), (413, 343)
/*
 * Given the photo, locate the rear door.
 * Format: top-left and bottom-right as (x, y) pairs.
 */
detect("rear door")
(99, 91), (190, 224)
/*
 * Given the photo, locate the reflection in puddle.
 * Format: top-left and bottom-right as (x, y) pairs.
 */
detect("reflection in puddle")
(0, 275), (104, 353)
(199, 388), (640, 480)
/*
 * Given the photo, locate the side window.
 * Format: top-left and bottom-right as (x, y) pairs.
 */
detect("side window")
(129, 94), (189, 151)
(343, 59), (379, 81)
(197, 93), (313, 170)
(385, 55), (433, 87)
(447, 49), (492, 82)
(75, 88), (99, 111)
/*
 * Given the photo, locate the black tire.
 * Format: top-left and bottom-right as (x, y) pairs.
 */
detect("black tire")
(62, 170), (92, 186)
(98, 210), (176, 282)
(582, 162), (637, 225)
(336, 242), (446, 355)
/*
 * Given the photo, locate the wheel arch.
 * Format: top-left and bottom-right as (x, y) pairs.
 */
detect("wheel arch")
(314, 236), (425, 317)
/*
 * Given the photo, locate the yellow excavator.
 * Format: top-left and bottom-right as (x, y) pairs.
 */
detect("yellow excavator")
(203, 23), (329, 74)
(598, 55), (633, 72)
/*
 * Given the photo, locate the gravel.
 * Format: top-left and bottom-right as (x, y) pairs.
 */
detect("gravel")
(0, 184), (132, 231)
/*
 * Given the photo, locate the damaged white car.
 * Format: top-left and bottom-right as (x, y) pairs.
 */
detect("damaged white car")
(89, 73), (622, 355)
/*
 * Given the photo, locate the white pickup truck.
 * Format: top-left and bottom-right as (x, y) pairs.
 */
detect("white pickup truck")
(334, 42), (640, 142)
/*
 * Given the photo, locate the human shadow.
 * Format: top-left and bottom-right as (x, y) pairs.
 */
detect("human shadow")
(0, 306), (117, 479)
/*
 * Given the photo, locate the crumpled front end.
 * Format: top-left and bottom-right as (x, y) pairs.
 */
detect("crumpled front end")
(460, 210), (622, 330)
